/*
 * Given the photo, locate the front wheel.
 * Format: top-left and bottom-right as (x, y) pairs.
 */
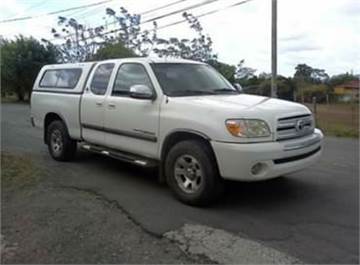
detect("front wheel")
(165, 140), (224, 206)
(47, 120), (77, 161)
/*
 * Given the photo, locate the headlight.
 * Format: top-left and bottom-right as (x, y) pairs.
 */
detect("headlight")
(225, 119), (271, 138)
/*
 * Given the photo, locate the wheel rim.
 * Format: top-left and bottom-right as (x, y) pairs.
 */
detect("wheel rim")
(50, 129), (63, 155)
(174, 154), (203, 194)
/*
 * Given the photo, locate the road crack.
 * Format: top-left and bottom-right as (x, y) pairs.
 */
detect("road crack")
(58, 185), (161, 238)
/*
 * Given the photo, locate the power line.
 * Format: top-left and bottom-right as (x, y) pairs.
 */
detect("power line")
(23, 0), (49, 12)
(141, 0), (220, 25)
(72, 0), (189, 24)
(52, 0), (220, 41)
(64, 0), (253, 43)
(1, 0), (48, 20)
(68, 3), (109, 19)
(155, 0), (254, 31)
(0, 0), (116, 24)
(140, 0), (189, 16)
(81, 0), (219, 31)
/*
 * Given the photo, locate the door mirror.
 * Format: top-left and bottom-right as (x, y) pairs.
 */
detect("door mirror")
(233, 83), (243, 93)
(129, 84), (154, 100)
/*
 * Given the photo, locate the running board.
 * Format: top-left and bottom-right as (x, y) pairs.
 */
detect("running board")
(81, 143), (158, 167)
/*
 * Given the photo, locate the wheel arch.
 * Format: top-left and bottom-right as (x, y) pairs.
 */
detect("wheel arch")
(159, 129), (218, 183)
(44, 112), (67, 144)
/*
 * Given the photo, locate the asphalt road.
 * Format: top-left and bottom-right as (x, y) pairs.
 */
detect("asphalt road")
(1, 103), (359, 264)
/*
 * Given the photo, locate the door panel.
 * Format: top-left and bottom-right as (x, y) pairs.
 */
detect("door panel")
(80, 63), (115, 145)
(104, 63), (160, 158)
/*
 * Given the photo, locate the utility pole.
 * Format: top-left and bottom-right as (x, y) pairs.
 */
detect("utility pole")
(271, 0), (277, 98)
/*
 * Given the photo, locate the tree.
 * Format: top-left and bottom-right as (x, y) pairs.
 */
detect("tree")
(91, 42), (136, 61)
(49, 7), (155, 61)
(294, 63), (329, 102)
(235, 60), (256, 80)
(303, 84), (328, 102)
(152, 12), (217, 62)
(104, 7), (155, 56)
(49, 8), (216, 63)
(1, 35), (58, 101)
(49, 16), (107, 62)
(294, 63), (329, 84)
(51, 7), (217, 62)
(329, 73), (358, 88)
(243, 74), (295, 100)
(208, 60), (236, 83)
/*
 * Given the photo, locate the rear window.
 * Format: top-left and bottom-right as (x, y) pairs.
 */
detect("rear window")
(90, 63), (115, 95)
(39, 68), (82, 89)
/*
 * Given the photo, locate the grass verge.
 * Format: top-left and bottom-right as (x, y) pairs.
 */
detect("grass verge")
(305, 103), (359, 138)
(317, 122), (359, 138)
(1, 152), (41, 191)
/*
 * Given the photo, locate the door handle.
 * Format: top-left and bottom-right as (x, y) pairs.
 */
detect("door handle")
(108, 103), (116, 109)
(95, 102), (103, 107)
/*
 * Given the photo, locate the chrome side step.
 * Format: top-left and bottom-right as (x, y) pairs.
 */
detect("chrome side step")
(81, 144), (158, 167)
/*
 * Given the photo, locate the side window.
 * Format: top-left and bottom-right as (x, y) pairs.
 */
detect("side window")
(112, 63), (153, 96)
(90, 63), (115, 95)
(40, 69), (82, 88)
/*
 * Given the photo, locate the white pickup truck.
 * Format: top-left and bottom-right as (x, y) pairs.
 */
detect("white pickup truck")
(31, 58), (323, 205)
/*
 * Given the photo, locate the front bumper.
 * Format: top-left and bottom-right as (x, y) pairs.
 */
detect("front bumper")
(211, 129), (323, 181)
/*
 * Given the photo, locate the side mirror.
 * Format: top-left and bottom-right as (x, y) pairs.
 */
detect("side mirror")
(233, 83), (243, 93)
(129, 84), (154, 100)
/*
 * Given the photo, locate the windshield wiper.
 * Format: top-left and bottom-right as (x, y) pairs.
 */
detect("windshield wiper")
(213, 88), (238, 94)
(173, 90), (216, 96)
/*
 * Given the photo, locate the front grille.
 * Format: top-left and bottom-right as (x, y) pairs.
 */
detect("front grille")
(276, 114), (314, 141)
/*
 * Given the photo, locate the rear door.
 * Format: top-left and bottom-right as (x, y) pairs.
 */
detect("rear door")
(80, 63), (115, 145)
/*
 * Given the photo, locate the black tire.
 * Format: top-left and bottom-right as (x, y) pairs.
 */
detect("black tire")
(165, 140), (224, 206)
(46, 120), (77, 161)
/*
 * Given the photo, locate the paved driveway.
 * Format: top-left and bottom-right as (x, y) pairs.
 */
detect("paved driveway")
(1, 103), (359, 264)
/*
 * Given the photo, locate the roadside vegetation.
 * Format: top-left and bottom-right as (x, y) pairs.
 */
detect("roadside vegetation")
(306, 103), (359, 138)
(1, 152), (41, 192)
(0, 5), (358, 138)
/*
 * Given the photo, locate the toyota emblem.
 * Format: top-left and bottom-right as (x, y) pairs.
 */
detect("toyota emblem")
(295, 120), (306, 132)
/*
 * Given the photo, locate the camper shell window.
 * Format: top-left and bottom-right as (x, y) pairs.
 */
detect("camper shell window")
(39, 68), (82, 89)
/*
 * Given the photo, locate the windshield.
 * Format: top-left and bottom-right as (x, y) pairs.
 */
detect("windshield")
(151, 63), (238, 97)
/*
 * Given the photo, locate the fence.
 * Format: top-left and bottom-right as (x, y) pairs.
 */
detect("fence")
(305, 98), (359, 138)
(243, 86), (359, 137)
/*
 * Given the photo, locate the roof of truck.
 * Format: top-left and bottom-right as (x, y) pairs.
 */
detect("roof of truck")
(98, 57), (204, 64)
(43, 57), (203, 69)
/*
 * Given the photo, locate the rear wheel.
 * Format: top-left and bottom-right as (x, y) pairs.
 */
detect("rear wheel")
(47, 120), (77, 161)
(165, 140), (224, 206)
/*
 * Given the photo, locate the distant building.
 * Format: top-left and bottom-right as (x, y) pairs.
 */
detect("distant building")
(334, 80), (359, 102)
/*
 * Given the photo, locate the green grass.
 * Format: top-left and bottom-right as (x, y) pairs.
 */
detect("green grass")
(305, 103), (359, 138)
(1, 94), (19, 103)
(1, 152), (41, 191)
(317, 122), (359, 138)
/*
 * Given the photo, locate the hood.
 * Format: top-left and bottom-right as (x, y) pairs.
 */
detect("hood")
(164, 94), (313, 143)
(169, 94), (311, 125)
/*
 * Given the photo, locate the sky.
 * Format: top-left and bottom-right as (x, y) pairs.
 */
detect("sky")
(0, 0), (359, 77)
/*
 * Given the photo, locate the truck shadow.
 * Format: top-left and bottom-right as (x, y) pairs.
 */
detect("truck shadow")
(74, 150), (160, 183)
(220, 177), (310, 208)
(74, 150), (312, 208)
